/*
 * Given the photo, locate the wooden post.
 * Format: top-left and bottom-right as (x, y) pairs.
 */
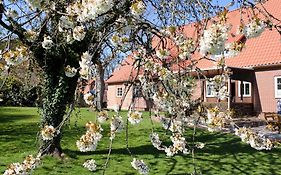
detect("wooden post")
(201, 79), (205, 102)
(228, 77), (231, 110)
(240, 80), (243, 101)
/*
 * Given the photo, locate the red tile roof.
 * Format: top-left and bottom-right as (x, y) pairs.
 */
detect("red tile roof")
(107, 0), (281, 83)
(196, 0), (281, 69)
(106, 56), (138, 83)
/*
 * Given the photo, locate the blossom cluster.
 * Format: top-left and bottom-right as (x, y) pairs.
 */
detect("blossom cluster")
(83, 159), (97, 172)
(199, 23), (229, 56)
(165, 133), (189, 157)
(150, 132), (164, 150)
(4, 155), (40, 175)
(97, 110), (109, 123)
(76, 121), (103, 152)
(41, 125), (59, 141)
(2, 46), (29, 66)
(176, 36), (195, 60)
(24, 30), (37, 42)
(235, 127), (273, 150)
(131, 158), (149, 175)
(156, 49), (170, 61)
(110, 115), (124, 140)
(79, 51), (94, 80)
(225, 41), (244, 57)
(241, 19), (266, 39)
(83, 92), (95, 106)
(110, 18), (134, 49)
(130, 0), (146, 17)
(64, 65), (77, 78)
(128, 111), (143, 125)
(66, 0), (114, 22)
(206, 106), (230, 132)
(42, 36), (53, 49)
(153, 117), (190, 156)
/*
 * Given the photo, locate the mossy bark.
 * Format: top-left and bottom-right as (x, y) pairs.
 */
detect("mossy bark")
(33, 46), (79, 156)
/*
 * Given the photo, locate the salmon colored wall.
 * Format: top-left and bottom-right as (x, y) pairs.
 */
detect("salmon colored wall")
(254, 69), (281, 113)
(107, 68), (281, 113)
(107, 83), (148, 110)
(192, 80), (202, 100)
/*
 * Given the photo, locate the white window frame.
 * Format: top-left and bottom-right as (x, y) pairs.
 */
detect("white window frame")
(205, 81), (216, 97)
(238, 81), (251, 97)
(275, 76), (281, 98)
(116, 87), (123, 97)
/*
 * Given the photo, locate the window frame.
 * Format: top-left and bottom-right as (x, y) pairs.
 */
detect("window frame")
(275, 76), (281, 98)
(238, 81), (251, 97)
(205, 81), (216, 98)
(116, 87), (123, 97)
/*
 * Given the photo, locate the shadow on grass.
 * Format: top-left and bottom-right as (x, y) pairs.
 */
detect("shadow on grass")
(0, 114), (36, 123)
(65, 129), (281, 175)
(191, 132), (281, 175)
(63, 144), (164, 159)
(0, 107), (38, 123)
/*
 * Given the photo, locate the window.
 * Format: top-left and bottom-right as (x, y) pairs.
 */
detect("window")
(238, 81), (251, 97)
(206, 81), (216, 97)
(116, 87), (123, 97)
(275, 76), (281, 98)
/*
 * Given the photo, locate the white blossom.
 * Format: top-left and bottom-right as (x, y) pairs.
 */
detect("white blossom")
(196, 142), (205, 149)
(77, 122), (103, 152)
(110, 115), (124, 140)
(165, 146), (176, 157)
(131, 158), (149, 175)
(97, 110), (109, 123)
(42, 36), (53, 49)
(73, 26), (86, 41)
(156, 49), (170, 60)
(64, 65), (77, 77)
(3, 163), (24, 175)
(80, 51), (92, 66)
(128, 111), (143, 125)
(66, 0), (113, 22)
(83, 93), (95, 106)
(150, 132), (163, 150)
(199, 23), (229, 56)
(41, 125), (58, 140)
(242, 19), (266, 39)
(234, 127), (273, 150)
(130, 0), (146, 17)
(83, 159), (96, 171)
(58, 16), (74, 32)
(3, 46), (29, 66)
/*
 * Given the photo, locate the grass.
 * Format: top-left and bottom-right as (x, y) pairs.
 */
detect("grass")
(0, 107), (281, 175)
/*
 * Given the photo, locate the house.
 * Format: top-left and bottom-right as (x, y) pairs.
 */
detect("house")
(106, 0), (281, 115)
(106, 56), (152, 110)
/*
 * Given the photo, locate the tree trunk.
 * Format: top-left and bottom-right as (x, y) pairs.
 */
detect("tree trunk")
(39, 69), (78, 156)
(96, 63), (105, 111)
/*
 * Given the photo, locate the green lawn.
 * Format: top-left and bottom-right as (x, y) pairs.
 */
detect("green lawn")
(0, 107), (281, 175)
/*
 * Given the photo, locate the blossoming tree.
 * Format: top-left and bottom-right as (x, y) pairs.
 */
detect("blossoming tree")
(0, 0), (280, 174)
